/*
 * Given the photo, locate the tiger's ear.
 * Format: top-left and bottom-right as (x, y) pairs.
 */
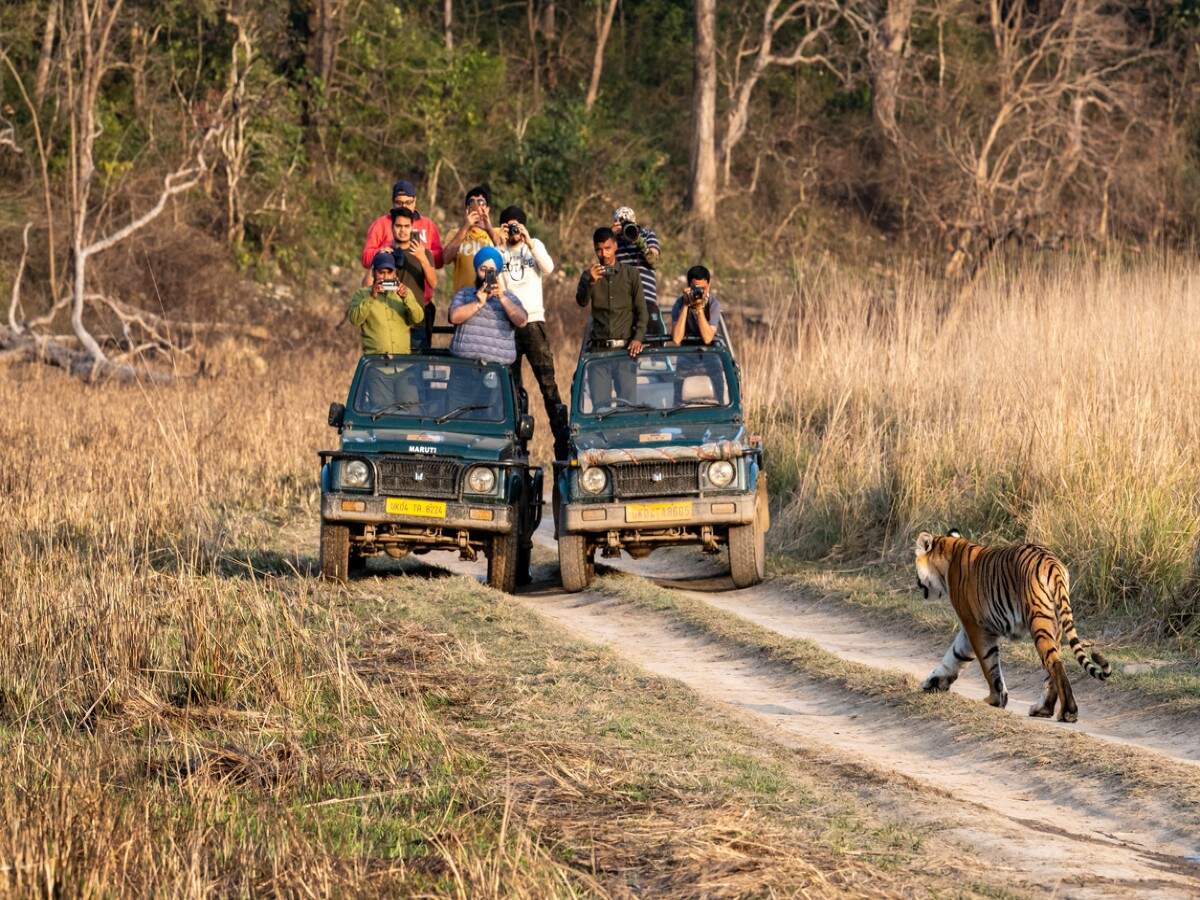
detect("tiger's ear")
(948, 528), (961, 538)
(915, 532), (935, 555)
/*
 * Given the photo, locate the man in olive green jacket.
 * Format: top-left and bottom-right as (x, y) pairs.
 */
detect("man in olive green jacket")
(349, 250), (426, 411)
(575, 227), (647, 412)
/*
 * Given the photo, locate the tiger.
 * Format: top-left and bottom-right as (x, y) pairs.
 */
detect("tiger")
(913, 530), (1110, 723)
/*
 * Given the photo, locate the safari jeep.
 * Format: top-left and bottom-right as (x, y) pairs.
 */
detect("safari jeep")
(555, 331), (768, 591)
(319, 350), (542, 593)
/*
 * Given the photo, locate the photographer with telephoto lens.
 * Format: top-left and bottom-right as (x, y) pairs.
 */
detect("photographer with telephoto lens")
(670, 264), (721, 346)
(612, 206), (661, 323)
(497, 205), (569, 459)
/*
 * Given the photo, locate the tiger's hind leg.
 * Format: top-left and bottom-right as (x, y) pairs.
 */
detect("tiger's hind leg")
(975, 635), (1009, 709)
(921, 627), (974, 693)
(1029, 611), (1077, 722)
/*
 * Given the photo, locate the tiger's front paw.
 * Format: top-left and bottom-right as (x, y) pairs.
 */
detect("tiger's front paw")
(986, 690), (1009, 709)
(921, 673), (954, 693)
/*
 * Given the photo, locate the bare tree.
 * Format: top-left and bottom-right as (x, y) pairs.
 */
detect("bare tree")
(34, 0), (61, 106)
(585, 0), (620, 112)
(689, 0), (718, 224)
(444, 0), (454, 51)
(718, 0), (842, 186)
(221, 12), (256, 250)
(866, 0), (916, 140)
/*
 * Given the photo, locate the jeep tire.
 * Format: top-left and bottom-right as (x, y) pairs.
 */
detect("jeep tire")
(516, 540), (533, 587)
(558, 533), (594, 593)
(729, 480), (767, 588)
(319, 521), (350, 583)
(488, 528), (520, 593)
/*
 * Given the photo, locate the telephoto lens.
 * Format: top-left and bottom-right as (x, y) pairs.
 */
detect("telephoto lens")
(622, 222), (639, 242)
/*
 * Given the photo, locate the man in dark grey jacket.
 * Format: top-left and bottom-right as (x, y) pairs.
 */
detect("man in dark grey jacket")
(576, 227), (647, 410)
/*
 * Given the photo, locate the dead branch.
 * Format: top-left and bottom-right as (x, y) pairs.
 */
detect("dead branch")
(8, 223), (33, 334)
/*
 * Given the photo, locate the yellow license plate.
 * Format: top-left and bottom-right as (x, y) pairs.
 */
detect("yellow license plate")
(385, 497), (446, 518)
(625, 501), (693, 523)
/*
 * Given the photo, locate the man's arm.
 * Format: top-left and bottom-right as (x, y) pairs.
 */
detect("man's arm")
(630, 270), (648, 343)
(638, 228), (661, 270)
(694, 304), (717, 344)
(670, 299), (688, 345)
(499, 292), (528, 328)
(448, 288), (486, 325)
(348, 288), (374, 326)
(360, 216), (391, 269)
(426, 220), (445, 269)
(530, 238), (554, 275)
(414, 245), (438, 289)
(576, 272), (592, 306)
(401, 291), (425, 325)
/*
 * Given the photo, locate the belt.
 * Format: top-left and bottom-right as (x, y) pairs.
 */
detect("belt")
(590, 339), (627, 349)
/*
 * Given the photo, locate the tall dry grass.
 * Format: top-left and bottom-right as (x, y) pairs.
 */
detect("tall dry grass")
(741, 255), (1200, 638)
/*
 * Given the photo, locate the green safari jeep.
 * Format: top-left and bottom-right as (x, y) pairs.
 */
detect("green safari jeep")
(320, 350), (542, 593)
(555, 332), (768, 592)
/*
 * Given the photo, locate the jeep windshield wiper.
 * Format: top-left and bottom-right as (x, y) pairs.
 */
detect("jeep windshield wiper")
(663, 399), (722, 416)
(596, 399), (657, 420)
(436, 404), (488, 424)
(370, 401), (420, 421)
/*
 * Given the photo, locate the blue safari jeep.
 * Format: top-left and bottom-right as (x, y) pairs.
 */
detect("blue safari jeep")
(320, 351), (542, 593)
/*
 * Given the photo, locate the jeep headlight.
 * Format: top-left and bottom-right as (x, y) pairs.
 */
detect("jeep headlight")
(706, 460), (735, 488)
(466, 466), (497, 494)
(579, 466), (608, 495)
(341, 459), (371, 489)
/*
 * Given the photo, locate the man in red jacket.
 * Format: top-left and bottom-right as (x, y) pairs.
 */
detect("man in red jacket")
(360, 179), (443, 302)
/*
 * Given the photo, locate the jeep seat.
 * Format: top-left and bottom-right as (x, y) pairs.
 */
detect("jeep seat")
(681, 374), (716, 403)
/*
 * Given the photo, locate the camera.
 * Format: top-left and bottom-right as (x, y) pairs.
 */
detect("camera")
(379, 279), (399, 292)
(620, 222), (639, 242)
(690, 285), (704, 301)
(601, 265), (619, 277)
(484, 269), (499, 287)
(505, 223), (522, 239)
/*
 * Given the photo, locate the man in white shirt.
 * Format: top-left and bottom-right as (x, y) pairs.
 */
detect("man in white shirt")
(498, 205), (568, 459)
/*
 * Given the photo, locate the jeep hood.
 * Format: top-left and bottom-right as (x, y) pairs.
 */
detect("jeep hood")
(573, 421), (745, 454)
(340, 425), (517, 461)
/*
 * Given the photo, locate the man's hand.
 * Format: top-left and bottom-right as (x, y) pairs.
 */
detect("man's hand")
(488, 281), (503, 299)
(465, 207), (482, 229)
(589, 263), (604, 283)
(516, 224), (530, 244)
(628, 340), (644, 358)
(371, 280), (384, 297)
(395, 282), (409, 298)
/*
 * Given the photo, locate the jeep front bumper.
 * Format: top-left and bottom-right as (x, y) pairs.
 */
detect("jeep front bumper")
(321, 493), (514, 533)
(561, 492), (755, 533)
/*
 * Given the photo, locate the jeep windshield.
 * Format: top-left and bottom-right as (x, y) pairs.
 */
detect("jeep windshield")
(351, 356), (510, 424)
(576, 347), (733, 418)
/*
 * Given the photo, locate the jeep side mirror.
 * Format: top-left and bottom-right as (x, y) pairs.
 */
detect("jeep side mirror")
(328, 402), (345, 430)
(517, 414), (535, 442)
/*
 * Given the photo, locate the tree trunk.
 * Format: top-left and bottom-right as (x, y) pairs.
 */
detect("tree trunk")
(689, 0), (717, 224)
(34, 0), (59, 107)
(870, 0), (915, 139)
(585, 0), (619, 112)
(444, 0), (454, 51)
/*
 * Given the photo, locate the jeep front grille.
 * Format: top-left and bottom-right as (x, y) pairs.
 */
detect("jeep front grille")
(376, 458), (461, 499)
(611, 461), (700, 498)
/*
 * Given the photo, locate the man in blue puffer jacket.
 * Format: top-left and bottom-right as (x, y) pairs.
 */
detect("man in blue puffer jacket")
(449, 246), (528, 364)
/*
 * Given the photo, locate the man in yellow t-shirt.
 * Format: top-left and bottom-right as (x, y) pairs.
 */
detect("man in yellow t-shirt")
(441, 184), (503, 291)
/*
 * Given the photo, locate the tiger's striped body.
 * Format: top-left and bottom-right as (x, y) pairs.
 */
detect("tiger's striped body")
(914, 531), (1110, 722)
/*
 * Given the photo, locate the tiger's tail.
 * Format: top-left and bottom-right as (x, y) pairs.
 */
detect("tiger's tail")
(1051, 563), (1111, 682)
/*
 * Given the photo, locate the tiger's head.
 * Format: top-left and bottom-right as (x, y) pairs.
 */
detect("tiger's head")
(914, 529), (961, 600)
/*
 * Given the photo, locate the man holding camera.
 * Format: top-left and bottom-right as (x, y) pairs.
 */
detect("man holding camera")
(348, 250), (426, 356)
(576, 227), (647, 409)
(613, 206), (660, 324)
(449, 247), (528, 365)
(390, 207), (439, 347)
(442, 185), (503, 292)
(497, 205), (568, 458)
(671, 265), (721, 345)
(361, 179), (443, 304)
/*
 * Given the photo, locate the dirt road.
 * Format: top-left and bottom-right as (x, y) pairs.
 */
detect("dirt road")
(424, 521), (1200, 897)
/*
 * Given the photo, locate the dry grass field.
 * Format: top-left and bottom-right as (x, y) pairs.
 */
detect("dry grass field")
(1, 255), (1197, 894)
(743, 255), (1200, 644)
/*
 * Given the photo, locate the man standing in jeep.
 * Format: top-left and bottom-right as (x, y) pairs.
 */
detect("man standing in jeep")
(576, 227), (646, 409)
